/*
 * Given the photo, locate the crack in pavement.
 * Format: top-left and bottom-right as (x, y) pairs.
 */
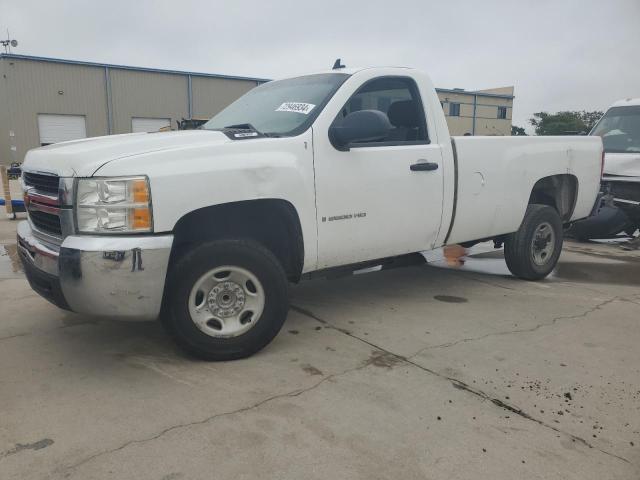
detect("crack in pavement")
(413, 296), (621, 353)
(622, 297), (640, 307)
(446, 380), (630, 464)
(31, 296), (638, 473)
(289, 304), (631, 465)
(0, 332), (29, 342)
(60, 357), (378, 474)
(0, 319), (103, 344)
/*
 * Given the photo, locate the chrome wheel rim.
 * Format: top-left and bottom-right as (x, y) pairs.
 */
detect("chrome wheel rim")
(188, 266), (265, 338)
(531, 222), (555, 266)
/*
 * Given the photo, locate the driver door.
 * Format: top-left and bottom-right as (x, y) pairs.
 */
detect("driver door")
(313, 76), (444, 268)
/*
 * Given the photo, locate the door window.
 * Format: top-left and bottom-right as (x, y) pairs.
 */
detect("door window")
(334, 77), (429, 145)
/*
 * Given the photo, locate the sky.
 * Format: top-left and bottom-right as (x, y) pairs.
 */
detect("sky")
(1, 0), (639, 133)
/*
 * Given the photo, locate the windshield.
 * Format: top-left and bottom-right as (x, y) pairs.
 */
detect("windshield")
(591, 105), (640, 153)
(203, 73), (349, 137)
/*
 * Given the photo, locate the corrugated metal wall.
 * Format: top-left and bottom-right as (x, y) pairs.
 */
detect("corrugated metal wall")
(109, 69), (189, 134)
(0, 57), (262, 165)
(191, 76), (256, 119)
(0, 58), (108, 165)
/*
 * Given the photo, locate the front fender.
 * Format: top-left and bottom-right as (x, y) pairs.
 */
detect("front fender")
(95, 131), (318, 271)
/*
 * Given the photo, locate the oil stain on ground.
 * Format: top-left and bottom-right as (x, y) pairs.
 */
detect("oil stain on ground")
(301, 364), (323, 376)
(0, 438), (54, 459)
(368, 351), (405, 369)
(434, 295), (468, 303)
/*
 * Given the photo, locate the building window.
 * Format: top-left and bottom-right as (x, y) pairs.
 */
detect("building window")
(497, 106), (507, 119)
(449, 103), (460, 117)
(440, 101), (445, 109)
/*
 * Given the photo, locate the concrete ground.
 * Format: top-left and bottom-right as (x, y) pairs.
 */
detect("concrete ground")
(0, 214), (639, 480)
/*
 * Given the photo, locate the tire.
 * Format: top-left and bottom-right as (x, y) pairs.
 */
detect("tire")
(504, 204), (563, 281)
(163, 239), (289, 361)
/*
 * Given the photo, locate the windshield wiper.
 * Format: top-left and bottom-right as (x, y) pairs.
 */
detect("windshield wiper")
(223, 124), (282, 138)
(223, 123), (261, 133)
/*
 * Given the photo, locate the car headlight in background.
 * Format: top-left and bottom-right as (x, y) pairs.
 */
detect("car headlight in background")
(75, 176), (153, 233)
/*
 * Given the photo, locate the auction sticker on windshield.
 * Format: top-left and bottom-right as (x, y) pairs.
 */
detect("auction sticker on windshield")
(276, 102), (316, 114)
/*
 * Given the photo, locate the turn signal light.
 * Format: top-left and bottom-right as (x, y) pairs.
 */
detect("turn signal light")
(131, 207), (151, 230)
(132, 179), (150, 203)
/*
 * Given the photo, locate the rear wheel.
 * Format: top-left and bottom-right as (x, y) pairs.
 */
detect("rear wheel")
(163, 239), (289, 360)
(504, 204), (563, 281)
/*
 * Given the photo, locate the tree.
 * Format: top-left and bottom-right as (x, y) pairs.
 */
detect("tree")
(511, 125), (527, 136)
(579, 111), (605, 131)
(529, 111), (604, 135)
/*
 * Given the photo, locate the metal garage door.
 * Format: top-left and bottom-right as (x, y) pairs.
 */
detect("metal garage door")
(37, 114), (87, 146)
(131, 117), (171, 133)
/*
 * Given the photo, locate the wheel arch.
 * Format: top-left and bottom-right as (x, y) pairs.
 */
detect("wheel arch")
(528, 174), (578, 222)
(170, 199), (305, 282)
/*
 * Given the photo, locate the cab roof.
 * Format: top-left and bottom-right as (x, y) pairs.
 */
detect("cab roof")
(273, 66), (414, 80)
(611, 98), (640, 107)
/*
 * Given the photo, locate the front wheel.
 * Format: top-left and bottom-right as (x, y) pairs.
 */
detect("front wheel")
(163, 239), (289, 360)
(504, 204), (563, 281)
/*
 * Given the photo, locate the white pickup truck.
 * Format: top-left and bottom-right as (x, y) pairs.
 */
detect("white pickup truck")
(18, 66), (603, 360)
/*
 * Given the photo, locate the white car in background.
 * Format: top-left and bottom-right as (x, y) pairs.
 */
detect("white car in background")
(571, 98), (640, 239)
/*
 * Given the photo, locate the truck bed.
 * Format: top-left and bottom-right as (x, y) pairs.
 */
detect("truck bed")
(444, 135), (602, 245)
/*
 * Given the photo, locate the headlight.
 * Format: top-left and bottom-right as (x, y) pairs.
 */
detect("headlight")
(75, 176), (153, 233)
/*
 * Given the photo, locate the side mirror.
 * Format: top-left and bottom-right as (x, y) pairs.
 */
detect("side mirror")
(329, 110), (392, 150)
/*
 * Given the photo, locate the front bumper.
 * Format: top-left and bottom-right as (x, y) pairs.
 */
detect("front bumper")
(602, 177), (640, 225)
(17, 221), (173, 320)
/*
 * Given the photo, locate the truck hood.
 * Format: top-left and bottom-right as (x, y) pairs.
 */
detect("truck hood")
(22, 130), (231, 177)
(603, 152), (640, 178)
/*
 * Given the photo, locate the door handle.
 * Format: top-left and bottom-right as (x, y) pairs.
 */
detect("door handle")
(410, 161), (439, 172)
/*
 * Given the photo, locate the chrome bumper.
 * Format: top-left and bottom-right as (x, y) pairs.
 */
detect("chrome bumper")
(17, 221), (173, 320)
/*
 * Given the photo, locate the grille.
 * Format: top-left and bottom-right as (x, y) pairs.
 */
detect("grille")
(23, 172), (60, 195)
(606, 181), (640, 203)
(29, 210), (62, 236)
